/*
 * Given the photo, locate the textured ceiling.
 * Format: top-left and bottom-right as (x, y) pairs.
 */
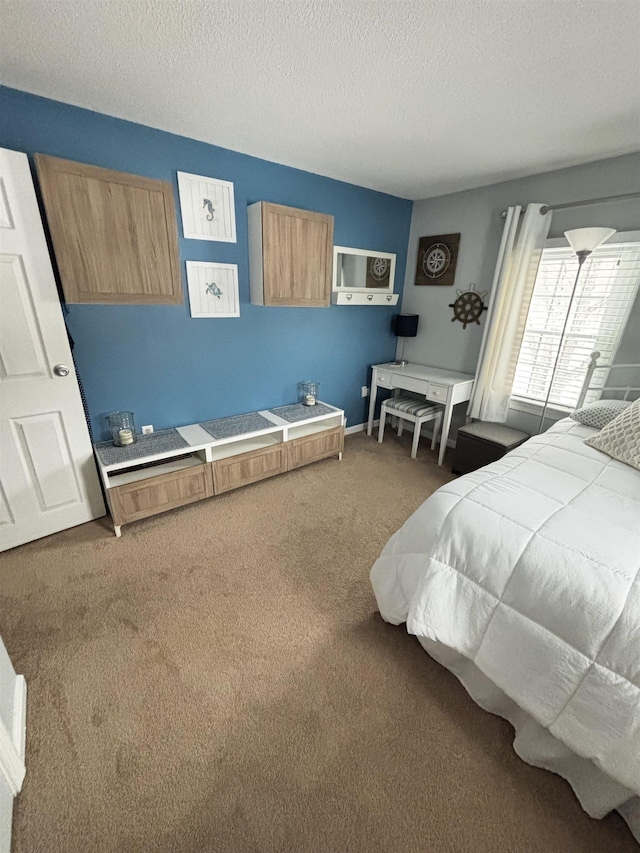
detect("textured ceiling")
(1, 0), (639, 200)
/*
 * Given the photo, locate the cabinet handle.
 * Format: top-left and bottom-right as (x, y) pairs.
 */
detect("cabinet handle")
(346, 293), (352, 300)
(367, 294), (373, 301)
(386, 295), (392, 301)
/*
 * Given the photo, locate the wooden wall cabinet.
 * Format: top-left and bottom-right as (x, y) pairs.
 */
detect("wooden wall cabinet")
(248, 202), (333, 306)
(35, 154), (182, 304)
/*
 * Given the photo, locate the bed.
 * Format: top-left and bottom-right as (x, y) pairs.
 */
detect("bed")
(370, 379), (640, 840)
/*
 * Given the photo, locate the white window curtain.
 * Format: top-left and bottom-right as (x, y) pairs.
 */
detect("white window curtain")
(467, 203), (553, 422)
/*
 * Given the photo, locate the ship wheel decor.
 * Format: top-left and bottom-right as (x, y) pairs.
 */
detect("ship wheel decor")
(415, 232), (461, 287)
(449, 284), (488, 329)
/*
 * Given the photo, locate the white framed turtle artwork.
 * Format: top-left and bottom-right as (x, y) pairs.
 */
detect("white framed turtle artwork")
(177, 171), (237, 242)
(186, 261), (240, 318)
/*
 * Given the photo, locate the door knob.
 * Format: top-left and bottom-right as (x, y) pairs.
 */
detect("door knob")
(53, 364), (70, 377)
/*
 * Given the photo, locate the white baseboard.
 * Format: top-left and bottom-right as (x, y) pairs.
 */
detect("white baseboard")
(345, 421), (377, 435)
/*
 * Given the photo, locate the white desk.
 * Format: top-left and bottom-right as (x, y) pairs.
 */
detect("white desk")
(367, 363), (475, 466)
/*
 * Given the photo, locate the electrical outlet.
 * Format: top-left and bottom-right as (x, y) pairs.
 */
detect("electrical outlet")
(141, 425), (154, 435)
(361, 386), (369, 398)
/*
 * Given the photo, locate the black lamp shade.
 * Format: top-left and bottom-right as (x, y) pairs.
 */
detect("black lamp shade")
(394, 314), (419, 337)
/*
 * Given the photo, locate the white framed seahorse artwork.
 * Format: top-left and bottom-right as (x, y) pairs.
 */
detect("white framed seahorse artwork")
(177, 171), (237, 242)
(186, 261), (240, 318)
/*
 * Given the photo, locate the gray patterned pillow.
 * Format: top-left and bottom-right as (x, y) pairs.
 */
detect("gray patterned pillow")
(571, 399), (631, 429)
(585, 399), (640, 470)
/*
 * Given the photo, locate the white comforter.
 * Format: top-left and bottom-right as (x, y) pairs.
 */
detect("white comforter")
(370, 418), (640, 795)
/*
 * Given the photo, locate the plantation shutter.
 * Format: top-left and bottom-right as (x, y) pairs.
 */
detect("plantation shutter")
(512, 242), (640, 409)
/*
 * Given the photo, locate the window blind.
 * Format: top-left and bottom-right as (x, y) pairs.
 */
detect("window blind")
(512, 242), (640, 409)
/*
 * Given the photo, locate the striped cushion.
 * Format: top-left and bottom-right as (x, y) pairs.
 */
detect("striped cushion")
(383, 396), (443, 418)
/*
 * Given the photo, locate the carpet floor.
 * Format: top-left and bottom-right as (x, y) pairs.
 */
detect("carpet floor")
(0, 432), (635, 852)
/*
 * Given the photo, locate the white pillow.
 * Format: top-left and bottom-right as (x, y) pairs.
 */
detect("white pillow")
(571, 398), (631, 430)
(585, 399), (640, 471)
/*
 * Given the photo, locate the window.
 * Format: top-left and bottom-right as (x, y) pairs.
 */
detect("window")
(512, 236), (640, 410)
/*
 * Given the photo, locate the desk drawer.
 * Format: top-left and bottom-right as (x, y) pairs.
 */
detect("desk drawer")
(376, 371), (394, 388)
(426, 382), (449, 402)
(399, 376), (430, 396)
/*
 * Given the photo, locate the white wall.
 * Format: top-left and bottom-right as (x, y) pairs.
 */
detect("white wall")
(400, 152), (640, 437)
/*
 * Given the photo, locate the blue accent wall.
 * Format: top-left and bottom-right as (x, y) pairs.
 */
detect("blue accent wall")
(0, 87), (412, 439)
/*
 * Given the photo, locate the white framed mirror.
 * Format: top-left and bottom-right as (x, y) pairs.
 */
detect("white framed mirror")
(331, 246), (398, 305)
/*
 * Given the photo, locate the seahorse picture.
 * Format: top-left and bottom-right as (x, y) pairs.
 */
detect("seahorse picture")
(202, 198), (216, 221)
(177, 172), (237, 243)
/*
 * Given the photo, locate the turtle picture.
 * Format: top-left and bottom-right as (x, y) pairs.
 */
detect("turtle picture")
(449, 284), (488, 329)
(205, 281), (222, 299)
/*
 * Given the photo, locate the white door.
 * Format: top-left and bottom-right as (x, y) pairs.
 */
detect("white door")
(0, 635), (26, 853)
(0, 147), (105, 552)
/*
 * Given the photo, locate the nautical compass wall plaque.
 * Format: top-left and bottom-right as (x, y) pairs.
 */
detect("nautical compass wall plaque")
(414, 233), (460, 287)
(365, 256), (391, 289)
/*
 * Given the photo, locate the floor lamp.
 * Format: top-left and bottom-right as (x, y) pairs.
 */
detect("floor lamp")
(538, 227), (616, 433)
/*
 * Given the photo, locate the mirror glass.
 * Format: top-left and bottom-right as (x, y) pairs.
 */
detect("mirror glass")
(333, 247), (396, 292)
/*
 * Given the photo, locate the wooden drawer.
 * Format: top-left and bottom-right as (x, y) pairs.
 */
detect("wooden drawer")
(109, 462), (213, 526)
(426, 382), (449, 403)
(287, 426), (344, 470)
(212, 443), (287, 495)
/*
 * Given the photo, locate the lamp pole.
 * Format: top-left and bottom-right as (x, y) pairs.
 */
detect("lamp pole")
(538, 251), (588, 434)
(537, 226), (615, 434)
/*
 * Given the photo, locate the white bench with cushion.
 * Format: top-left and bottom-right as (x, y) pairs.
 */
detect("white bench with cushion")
(378, 395), (445, 459)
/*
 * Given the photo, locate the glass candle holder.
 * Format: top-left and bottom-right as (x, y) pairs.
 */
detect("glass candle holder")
(108, 411), (137, 446)
(299, 381), (319, 406)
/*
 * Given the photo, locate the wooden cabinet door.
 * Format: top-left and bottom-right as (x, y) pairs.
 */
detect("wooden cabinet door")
(212, 444), (287, 495)
(262, 203), (333, 306)
(287, 427), (344, 470)
(35, 155), (182, 304)
(108, 463), (213, 526)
